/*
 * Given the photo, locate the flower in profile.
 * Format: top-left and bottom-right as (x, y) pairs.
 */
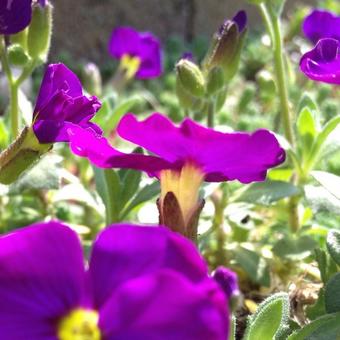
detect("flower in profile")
(68, 113), (285, 239)
(108, 26), (163, 79)
(0, 221), (229, 339)
(32, 63), (102, 143)
(0, 0), (32, 34)
(302, 9), (340, 44)
(300, 38), (340, 85)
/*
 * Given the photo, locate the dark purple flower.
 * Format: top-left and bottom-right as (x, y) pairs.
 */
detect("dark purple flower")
(232, 10), (247, 33)
(32, 63), (102, 144)
(300, 38), (340, 85)
(0, 221), (229, 339)
(108, 26), (163, 79)
(302, 9), (340, 44)
(0, 0), (32, 34)
(212, 267), (240, 300)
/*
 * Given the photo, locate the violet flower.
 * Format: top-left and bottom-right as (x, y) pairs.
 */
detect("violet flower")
(302, 9), (340, 44)
(108, 26), (163, 79)
(300, 38), (340, 85)
(68, 113), (285, 237)
(0, 221), (229, 339)
(32, 63), (102, 144)
(0, 0), (32, 34)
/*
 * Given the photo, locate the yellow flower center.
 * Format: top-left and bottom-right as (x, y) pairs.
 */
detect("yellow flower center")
(120, 54), (141, 79)
(160, 163), (204, 224)
(57, 308), (101, 340)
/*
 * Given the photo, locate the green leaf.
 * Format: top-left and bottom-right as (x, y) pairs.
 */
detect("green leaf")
(288, 312), (340, 340)
(273, 235), (317, 261)
(234, 246), (270, 287)
(243, 293), (290, 340)
(297, 94), (319, 117)
(93, 167), (121, 224)
(327, 230), (340, 266)
(0, 118), (9, 149)
(297, 107), (317, 139)
(325, 273), (340, 314)
(312, 171), (340, 200)
(307, 116), (340, 169)
(120, 181), (160, 220)
(8, 154), (61, 194)
(315, 248), (338, 285)
(119, 169), (142, 209)
(235, 180), (300, 205)
(306, 288), (326, 321)
(110, 96), (142, 128)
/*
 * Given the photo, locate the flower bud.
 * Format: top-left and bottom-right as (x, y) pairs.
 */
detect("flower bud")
(0, 127), (52, 185)
(10, 30), (28, 50)
(8, 44), (30, 66)
(27, 1), (53, 62)
(81, 62), (102, 97)
(203, 11), (247, 81)
(176, 59), (205, 98)
(176, 78), (204, 111)
(206, 66), (225, 95)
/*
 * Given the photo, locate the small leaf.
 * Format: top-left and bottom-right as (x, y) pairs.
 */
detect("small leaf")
(235, 180), (300, 205)
(325, 273), (340, 314)
(93, 167), (121, 224)
(233, 247), (270, 287)
(306, 288), (326, 321)
(243, 293), (290, 340)
(297, 94), (319, 117)
(119, 169), (142, 209)
(327, 230), (340, 266)
(120, 181), (160, 220)
(273, 235), (317, 261)
(297, 107), (317, 139)
(315, 248), (338, 285)
(304, 185), (340, 214)
(288, 312), (340, 340)
(312, 171), (340, 200)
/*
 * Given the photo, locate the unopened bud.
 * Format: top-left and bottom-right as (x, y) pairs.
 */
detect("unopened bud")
(8, 44), (30, 66)
(10, 30), (28, 50)
(0, 127), (52, 185)
(81, 62), (102, 97)
(176, 59), (205, 98)
(27, 1), (53, 61)
(176, 78), (204, 111)
(206, 66), (225, 95)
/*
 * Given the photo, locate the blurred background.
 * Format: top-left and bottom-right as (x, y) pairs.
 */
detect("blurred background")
(50, 0), (317, 64)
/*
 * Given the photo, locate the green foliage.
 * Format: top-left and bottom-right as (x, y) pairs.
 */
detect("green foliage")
(325, 273), (340, 314)
(243, 293), (290, 340)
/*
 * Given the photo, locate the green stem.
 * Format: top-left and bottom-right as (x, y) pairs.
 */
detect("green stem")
(9, 82), (19, 139)
(258, 3), (299, 233)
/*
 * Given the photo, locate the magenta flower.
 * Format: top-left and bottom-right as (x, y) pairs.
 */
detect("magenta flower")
(0, 221), (229, 339)
(108, 26), (163, 79)
(0, 0), (32, 34)
(212, 267), (240, 301)
(302, 9), (340, 44)
(32, 63), (102, 144)
(300, 38), (340, 85)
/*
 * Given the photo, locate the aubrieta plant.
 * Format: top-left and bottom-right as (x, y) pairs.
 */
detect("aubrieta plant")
(0, 0), (339, 339)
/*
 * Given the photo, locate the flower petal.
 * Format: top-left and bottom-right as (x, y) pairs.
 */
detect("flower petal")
(303, 9), (340, 44)
(0, 0), (32, 34)
(233, 10), (247, 33)
(99, 270), (229, 340)
(34, 63), (83, 118)
(67, 125), (172, 173)
(89, 224), (208, 308)
(108, 26), (142, 59)
(0, 221), (86, 339)
(300, 38), (340, 85)
(136, 33), (163, 79)
(117, 113), (285, 183)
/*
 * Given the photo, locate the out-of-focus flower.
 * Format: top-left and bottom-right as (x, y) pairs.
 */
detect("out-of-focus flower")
(0, 221), (229, 339)
(300, 38), (340, 85)
(0, 0), (32, 34)
(108, 26), (163, 79)
(302, 9), (340, 44)
(68, 113), (285, 239)
(32, 63), (102, 143)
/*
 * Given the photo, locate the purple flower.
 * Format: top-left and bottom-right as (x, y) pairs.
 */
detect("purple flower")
(108, 26), (163, 79)
(0, 0), (32, 34)
(302, 9), (340, 44)
(300, 38), (340, 85)
(32, 63), (102, 144)
(0, 221), (229, 339)
(212, 267), (240, 300)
